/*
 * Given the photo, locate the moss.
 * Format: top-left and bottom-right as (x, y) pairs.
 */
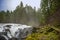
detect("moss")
(26, 25), (59, 40)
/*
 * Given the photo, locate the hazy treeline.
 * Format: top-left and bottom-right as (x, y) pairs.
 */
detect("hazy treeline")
(0, 0), (60, 26)
(0, 1), (39, 26)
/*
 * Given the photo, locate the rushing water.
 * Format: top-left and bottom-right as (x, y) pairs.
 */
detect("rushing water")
(0, 23), (32, 40)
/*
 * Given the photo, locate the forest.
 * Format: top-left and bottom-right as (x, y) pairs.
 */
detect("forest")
(0, 0), (60, 40)
(0, 1), (39, 26)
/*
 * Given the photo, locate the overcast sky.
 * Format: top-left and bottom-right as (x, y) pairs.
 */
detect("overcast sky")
(0, 0), (41, 11)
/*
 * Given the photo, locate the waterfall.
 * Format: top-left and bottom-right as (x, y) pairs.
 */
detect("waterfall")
(0, 23), (33, 40)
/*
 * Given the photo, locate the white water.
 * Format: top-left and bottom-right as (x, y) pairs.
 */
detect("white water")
(0, 23), (32, 38)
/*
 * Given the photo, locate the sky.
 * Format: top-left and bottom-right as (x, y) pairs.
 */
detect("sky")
(0, 0), (41, 11)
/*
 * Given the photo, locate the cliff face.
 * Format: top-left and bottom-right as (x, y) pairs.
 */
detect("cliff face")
(48, 9), (60, 25)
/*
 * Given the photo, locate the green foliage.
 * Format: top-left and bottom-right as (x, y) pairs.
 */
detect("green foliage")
(26, 25), (59, 40)
(20, 1), (23, 7)
(0, 0), (60, 40)
(49, 0), (60, 15)
(38, 0), (60, 25)
(0, 1), (39, 26)
(26, 33), (59, 40)
(0, 0), (59, 26)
